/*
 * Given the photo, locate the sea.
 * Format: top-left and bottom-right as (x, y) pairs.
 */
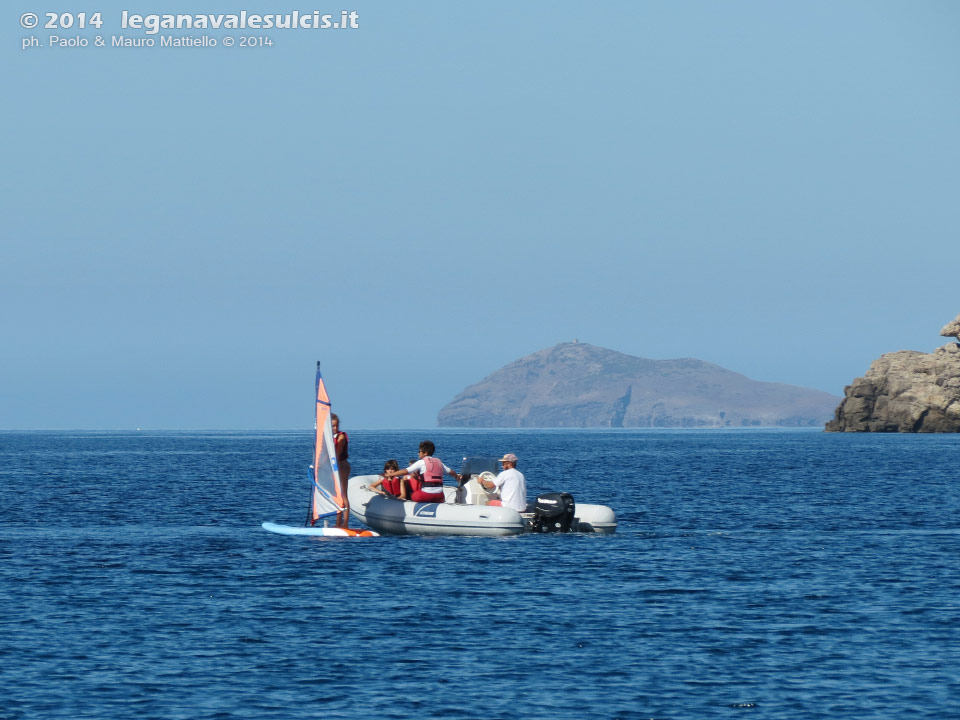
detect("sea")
(1, 429), (958, 720)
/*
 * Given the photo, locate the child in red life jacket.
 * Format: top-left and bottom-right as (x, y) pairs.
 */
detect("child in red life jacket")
(399, 459), (423, 500)
(370, 459), (402, 497)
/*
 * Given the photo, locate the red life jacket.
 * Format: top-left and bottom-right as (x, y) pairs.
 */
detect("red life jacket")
(335, 431), (349, 461)
(420, 456), (444, 491)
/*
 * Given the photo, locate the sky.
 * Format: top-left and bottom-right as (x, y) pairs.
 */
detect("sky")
(3, 1), (959, 430)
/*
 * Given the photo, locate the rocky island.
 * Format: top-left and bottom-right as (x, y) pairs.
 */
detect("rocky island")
(826, 313), (960, 432)
(438, 342), (839, 428)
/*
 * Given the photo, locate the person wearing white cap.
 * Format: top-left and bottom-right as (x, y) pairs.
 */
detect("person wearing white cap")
(478, 453), (527, 513)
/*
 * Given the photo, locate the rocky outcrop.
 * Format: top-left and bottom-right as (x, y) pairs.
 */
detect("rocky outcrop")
(438, 342), (839, 428)
(940, 312), (960, 341)
(825, 342), (960, 432)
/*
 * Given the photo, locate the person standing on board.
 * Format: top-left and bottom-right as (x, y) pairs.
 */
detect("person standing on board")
(331, 414), (350, 526)
(384, 440), (459, 503)
(478, 453), (527, 512)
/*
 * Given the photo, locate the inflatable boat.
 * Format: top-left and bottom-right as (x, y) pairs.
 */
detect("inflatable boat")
(347, 457), (617, 537)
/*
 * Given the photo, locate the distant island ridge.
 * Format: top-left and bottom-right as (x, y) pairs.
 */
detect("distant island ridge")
(438, 342), (839, 428)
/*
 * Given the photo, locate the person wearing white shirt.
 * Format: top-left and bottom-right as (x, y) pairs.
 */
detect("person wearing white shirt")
(479, 453), (527, 513)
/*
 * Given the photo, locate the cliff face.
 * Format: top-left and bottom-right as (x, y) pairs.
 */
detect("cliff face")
(826, 315), (960, 433)
(438, 342), (839, 428)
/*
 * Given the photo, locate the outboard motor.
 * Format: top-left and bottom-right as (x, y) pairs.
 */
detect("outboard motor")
(528, 492), (576, 533)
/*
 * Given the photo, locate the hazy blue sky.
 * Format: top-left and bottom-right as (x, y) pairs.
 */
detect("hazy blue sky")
(4, 1), (959, 429)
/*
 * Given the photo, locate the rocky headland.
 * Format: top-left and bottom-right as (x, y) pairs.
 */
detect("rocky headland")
(438, 342), (839, 428)
(825, 314), (960, 432)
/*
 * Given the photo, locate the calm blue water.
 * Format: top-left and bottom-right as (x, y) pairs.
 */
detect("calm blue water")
(1, 429), (959, 719)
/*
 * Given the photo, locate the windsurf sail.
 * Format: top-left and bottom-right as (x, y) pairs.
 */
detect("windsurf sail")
(309, 362), (345, 525)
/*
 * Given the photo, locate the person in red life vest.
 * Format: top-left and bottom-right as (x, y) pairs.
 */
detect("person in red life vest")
(401, 458), (422, 498)
(331, 414), (350, 526)
(384, 440), (459, 503)
(369, 459), (402, 497)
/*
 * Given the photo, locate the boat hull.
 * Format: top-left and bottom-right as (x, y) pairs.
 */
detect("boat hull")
(348, 476), (617, 536)
(349, 477), (525, 536)
(568, 503), (617, 534)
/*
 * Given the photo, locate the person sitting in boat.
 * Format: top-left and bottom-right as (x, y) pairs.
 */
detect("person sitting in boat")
(384, 440), (459, 503)
(369, 459), (403, 497)
(404, 459), (422, 494)
(477, 453), (528, 512)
